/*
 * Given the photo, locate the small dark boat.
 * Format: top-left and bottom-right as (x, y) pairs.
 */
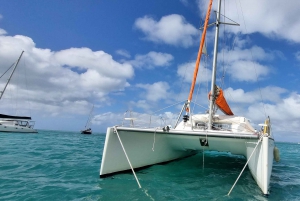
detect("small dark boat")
(81, 128), (92, 135)
(81, 105), (94, 135)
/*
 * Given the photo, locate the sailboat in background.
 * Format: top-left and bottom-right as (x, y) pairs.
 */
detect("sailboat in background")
(100, 0), (279, 195)
(0, 51), (37, 133)
(81, 105), (94, 135)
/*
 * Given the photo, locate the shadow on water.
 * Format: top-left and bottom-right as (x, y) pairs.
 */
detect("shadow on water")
(98, 152), (272, 200)
(98, 142), (300, 200)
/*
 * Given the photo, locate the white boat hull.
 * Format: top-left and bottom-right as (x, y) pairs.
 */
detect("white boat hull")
(0, 124), (37, 133)
(246, 136), (274, 194)
(100, 127), (196, 176)
(100, 126), (274, 194)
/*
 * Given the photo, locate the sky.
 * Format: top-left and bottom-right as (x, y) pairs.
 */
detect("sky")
(0, 0), (300, 142)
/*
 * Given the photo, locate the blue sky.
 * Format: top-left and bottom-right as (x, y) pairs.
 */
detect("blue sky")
(0, 0), (300, 142)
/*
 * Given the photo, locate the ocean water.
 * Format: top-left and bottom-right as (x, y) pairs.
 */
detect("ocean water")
(0, 130), (299, 201)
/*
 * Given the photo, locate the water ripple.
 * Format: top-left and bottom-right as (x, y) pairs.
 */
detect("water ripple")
(0, 133), (299, 200)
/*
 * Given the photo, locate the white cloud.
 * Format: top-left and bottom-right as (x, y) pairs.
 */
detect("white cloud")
(180, 0), (189, 6)
(93, 111), (177, 129)
(130, 51), (173, 69)
(0, 28), (6, 35)
(295, 51), (300, 61)
(134, 14), (198, 47)
(218, 43), (276, 82)
(0, 34), (134, 116)
(116, 49), (131, 58)
(198, 0), (300, 43)
(177, 61), (212, 84)
(93, 112), (124, 126)
(246, 93), (300, 135)
(227, 60), (269, 82)
(225, 88), (257, 104)
(225, 86), (287, 104)
(136, 81), (170, 102)
(176, 37), (275, 84)
(222, 45), (274, 63)
(134, 100), (152, 111)
(54, 48), (133, 79)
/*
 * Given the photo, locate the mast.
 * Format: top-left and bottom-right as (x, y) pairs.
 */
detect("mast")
(85, 104), (94, 129)
(186, 0), (213, 112)
(174, 0), (213, 129)
(0, 51), (24, 100)
(208, 0), (222, 129)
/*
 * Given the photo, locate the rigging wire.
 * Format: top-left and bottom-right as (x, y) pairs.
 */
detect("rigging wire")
(0, 63), (15, 79)
(237, 0), (267, 119)
(1, 53), (35, 121)
(192, 53), (209, 115)
(191, 19), (204, 116)
(191, 101), (209, 111)
(23, 55), (32, 117)
(177, 63), (188, 104)
(15, 60), (19, 115)
(192, 14), (212, 116)
(0, 63), (15, 113)
(220, 0), (226, 89)
(174, 53), (189, 122)
(219, 0), (241, 104)
(152, 100), (186, 114)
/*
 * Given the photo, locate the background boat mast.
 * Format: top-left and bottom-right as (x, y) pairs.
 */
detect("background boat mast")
(84, 104), (94, 129)
(0, 51), (24, 100)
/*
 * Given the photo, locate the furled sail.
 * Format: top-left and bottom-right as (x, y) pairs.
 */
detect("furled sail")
(208, 86), (234, 115)
(187, 0), (213, 105)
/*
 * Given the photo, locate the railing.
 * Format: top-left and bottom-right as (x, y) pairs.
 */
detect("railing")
(121, 110), (177, 129)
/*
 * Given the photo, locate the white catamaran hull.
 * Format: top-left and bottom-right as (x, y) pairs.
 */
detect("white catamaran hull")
(100, 127), (274, 194)
(246, 136), (274, 194)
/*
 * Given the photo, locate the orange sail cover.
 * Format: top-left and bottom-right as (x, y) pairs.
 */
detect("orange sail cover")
(187, 0), (213, 103)
(208, 88), (234, 115)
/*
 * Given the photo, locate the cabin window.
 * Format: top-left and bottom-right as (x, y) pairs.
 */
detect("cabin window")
(18, 121), (29, 127)
(212, 123), (232, 131)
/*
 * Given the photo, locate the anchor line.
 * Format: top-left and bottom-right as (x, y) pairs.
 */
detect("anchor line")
(152, 128), (159, 151)
(227, 135), (263, 196)
(114, 126), (142, 188)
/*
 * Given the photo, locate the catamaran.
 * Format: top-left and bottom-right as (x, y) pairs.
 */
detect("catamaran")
(100, 0), (279, 195)
(0, 51), (37, 133)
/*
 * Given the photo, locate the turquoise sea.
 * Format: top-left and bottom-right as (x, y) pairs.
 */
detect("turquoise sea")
(0, 130), (299, 201)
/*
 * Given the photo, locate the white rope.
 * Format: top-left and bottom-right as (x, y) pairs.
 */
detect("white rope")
(227, 135), (263, 196)
(202, 145), (205, 169)
(114, 126), (142, 188)
(152, 128), (158, 151)
(143, 189), (155, 201)
(202, 133), (208, 169)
